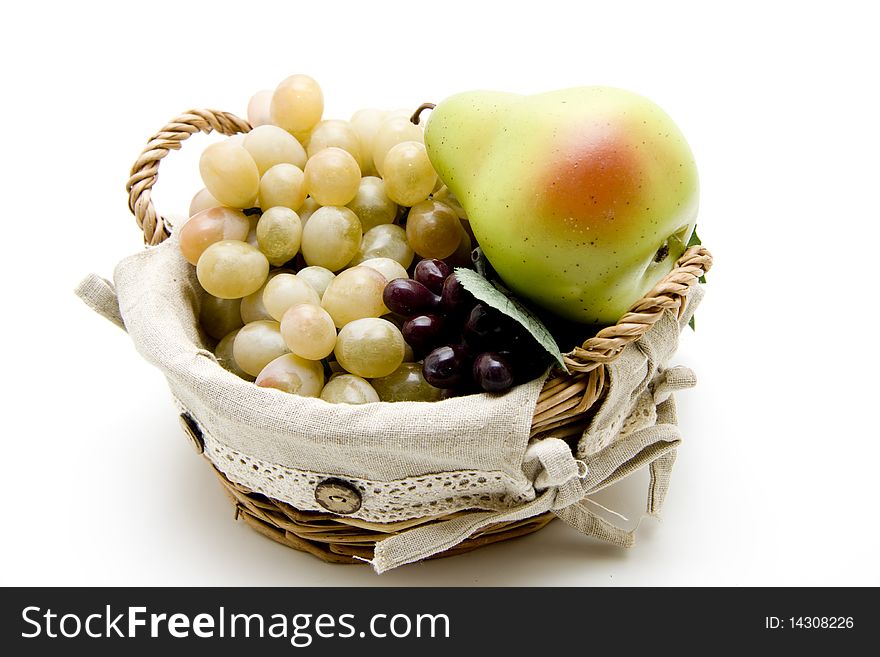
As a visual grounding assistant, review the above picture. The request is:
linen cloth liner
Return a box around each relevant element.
[76,234,702,572]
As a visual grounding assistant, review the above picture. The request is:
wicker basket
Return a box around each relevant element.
[120,109,712,566]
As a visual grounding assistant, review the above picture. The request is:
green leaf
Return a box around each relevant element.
[454,268,568,372]
[687,226,707,284]
[686,225,704,330]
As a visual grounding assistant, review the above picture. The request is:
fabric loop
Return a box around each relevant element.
[528,437,589,492]
[653,365,697,404]
[524,437,590,510]
[75,274,126,331]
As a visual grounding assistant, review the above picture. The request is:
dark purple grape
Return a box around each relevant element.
[462,304,518,350]
[473,352,515,392]
[402,314,447,355]
[500,346,548,383]
[413,258,452,295]
[422,344,471,389]
[440,273,475,316]
[383,278,440,317]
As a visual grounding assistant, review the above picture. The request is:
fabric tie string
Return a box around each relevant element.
[370,406,688,574]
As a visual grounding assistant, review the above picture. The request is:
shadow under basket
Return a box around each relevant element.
[100,108,713,568]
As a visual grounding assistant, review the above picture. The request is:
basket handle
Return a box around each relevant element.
[126,109,252,245]
[564,245,713,372]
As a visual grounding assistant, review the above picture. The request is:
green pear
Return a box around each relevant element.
[423,86,699,324]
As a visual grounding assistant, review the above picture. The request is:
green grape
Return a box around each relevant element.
[384,108,417,122]
[256,353,324,397]
[382,141,437,207]
[447,221,474,268]
[298,197,321,227]
[320,374,380,404]
[246,89,273,128]
[199,140,260,209]
[240,284,273,323]
[270,74,324,135]
[432,185,469,220]
[306,120,363,169]
[358,257,409,283]
[300,206,362,271]
[196,240,269,299]
[293,127,314,148]
[346,176,397,231]
[262,273,321,321]
[369,362,447,402]
[402,342,416,363]
[214,329,254,381]
[178,207,251,265]
[372,115,423,177]
[280,303,337,360]
[259,163,306,211]
[295,265,335,298]
[320,266,388,328]
[189,188,221,217]
[199,294,243,340]
[233,320,289,377]
[243,124,307,175]
[350,224,413,268]
[239,269,291,323]
[256,207,302,266]
[405,199,462,259]
[304,147,361,206]
[349,108,387,176]
[334,318,405,378]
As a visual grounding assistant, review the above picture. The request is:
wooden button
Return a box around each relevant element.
[314,478,362,514]
[178,412,205,455]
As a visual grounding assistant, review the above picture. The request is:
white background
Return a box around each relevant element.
[2,0,878,586]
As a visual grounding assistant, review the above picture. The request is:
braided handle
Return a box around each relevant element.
[563,245,713,373]
[126,109,252,245]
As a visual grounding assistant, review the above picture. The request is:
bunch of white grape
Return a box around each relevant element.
[183,73,475,404]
